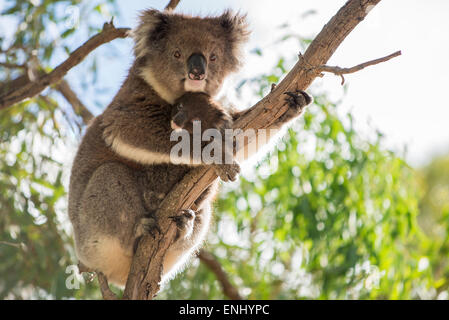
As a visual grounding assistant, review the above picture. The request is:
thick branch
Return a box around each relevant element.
[125,0,390,299]
[0,21,130,111]
[198,250,243,300]
[123,224,178,300]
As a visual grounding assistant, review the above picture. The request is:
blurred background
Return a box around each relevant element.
[0,0,448,299]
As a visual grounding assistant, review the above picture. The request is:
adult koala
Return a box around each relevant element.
[68,9,311,286]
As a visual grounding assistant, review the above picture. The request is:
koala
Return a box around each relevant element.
[68,9,311,287]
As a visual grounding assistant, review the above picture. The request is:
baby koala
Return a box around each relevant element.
[171,92,236,168]
[171,92,233,134]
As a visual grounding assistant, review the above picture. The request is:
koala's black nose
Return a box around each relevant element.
[187,53,207,80]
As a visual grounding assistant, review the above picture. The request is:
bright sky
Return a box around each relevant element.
[102,0,449,167]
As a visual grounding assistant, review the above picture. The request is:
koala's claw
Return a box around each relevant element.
[139,216,161,239]
[214,161,241,182]
[169,209,196,240]
[284,90,312,111]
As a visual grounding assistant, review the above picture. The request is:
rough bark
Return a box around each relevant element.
[123,224,178,300]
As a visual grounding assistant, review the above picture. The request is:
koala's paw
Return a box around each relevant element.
[213,113,233,132]
[284,90,312,112]
[169,209,196,241]
[213,161,241,182]
[137,216,161,239]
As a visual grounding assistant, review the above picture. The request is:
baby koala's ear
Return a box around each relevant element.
[132,9,170,58]
[218,10,251,46]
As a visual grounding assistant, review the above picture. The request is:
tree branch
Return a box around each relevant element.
[165,0,181,11]
[124,0,393,299]
[317,50,402,85]
[0,20,130,111]
[55,79,94,124]
[123,223,179,300]
[0,56,94,127]
[0,62,26,69]
[98,272,118,300]
[198,250,243,300]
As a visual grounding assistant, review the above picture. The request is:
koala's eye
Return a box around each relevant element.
[210,54,217,62]
[174,50,181,59]
[177,103,183,111]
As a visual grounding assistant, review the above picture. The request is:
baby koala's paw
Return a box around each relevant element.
[171,103,233,133]
[213,161,241,182]
[169,209,196,241]
[284,90,312,113]
[209,112,233,132]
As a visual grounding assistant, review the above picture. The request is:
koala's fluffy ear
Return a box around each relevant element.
[218,10,250,46]
[132,9,170,58]
[216,10,250,71]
